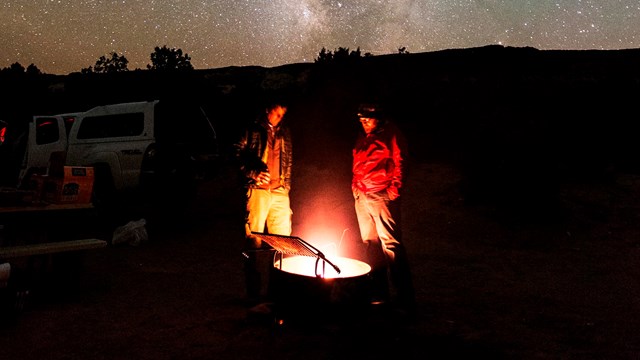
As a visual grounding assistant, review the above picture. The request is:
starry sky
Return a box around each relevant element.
[2,0,639,75]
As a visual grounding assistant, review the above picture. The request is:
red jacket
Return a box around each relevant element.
[352,122,406,197]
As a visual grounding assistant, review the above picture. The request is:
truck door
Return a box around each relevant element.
[18,115,68,182]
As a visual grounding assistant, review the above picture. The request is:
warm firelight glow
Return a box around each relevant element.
[301,229,343,255]
[275,255,370,279]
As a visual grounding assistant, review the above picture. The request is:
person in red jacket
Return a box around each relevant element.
[352,103,415,313]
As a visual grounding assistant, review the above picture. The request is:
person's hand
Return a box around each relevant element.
[254,171,270,186]
[387,186,399,201]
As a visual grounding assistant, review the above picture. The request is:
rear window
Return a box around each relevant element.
[77,112,144,139]
[35,117,60,145]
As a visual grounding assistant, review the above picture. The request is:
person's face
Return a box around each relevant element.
[267,105,287,127]
[359,117,378,134]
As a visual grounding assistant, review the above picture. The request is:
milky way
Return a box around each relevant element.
[1,0,639,75]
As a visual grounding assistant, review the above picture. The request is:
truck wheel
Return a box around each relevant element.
[92,165,115,207]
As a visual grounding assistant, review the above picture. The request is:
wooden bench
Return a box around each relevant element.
[0,239,107,260]
[0,202,94,214]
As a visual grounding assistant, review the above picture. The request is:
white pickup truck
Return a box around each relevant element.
[17,99,218,203]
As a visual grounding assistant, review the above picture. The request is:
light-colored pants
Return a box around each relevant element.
[355,189,415,305]
[245,187,292,248]
[244,186,292,301]
[354,189,402,265]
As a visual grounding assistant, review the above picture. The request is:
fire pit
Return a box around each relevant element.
[251,232,372,316]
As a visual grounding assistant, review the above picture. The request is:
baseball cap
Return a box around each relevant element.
[357,103,383,119]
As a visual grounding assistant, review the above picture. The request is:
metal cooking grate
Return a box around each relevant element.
[251,232,340,274]
[251,232,319,257]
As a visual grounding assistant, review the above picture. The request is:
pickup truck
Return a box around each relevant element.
[16,99,218,204]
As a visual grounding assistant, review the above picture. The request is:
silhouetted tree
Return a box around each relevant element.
[333,47,352,62]
[315,47,364,64]
[315,47,333,63]
[26,64,42,75]
[5,62,25,74]
[83,52,129,73]
[398,47,410,54]
[10,62,25,73]
[349,47,362,59]
[147,45,193,71]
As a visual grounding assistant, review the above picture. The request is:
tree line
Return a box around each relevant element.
[2,45,411,76]
[314,46,410,63]
[0,45,194,76]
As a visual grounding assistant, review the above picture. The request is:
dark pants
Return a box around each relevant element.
[243,247,275,303]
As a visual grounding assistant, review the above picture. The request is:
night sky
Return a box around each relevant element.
[2,0,639,75]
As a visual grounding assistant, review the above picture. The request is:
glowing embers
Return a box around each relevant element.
[274,255,370,279]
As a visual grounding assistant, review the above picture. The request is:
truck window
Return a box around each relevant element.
[35,117,60,145]
[77,112,144,139]
[62,115,77,135]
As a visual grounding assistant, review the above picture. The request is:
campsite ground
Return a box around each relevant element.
[1,159,639,360]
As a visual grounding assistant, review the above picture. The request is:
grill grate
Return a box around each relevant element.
[251,232,318,257]
[251,232,341,274]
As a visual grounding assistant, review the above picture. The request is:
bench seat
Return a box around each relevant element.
[0,239,107,259]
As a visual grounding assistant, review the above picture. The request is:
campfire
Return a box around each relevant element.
[251,232,370,279]
[252,232,372,312]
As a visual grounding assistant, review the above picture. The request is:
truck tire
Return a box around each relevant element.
[92,165,115,207]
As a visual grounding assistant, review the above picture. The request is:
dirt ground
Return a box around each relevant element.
[1,161,640,359]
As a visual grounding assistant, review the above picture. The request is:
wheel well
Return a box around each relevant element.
[91,163,115,204]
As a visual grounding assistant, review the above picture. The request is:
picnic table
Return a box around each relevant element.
[0,202,94,214]
[0,202,107,311]
[0,202,100,248]
[1,201,108,264]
